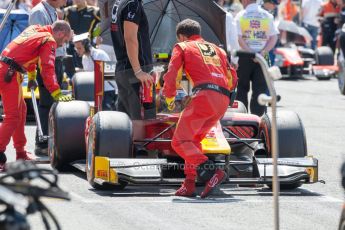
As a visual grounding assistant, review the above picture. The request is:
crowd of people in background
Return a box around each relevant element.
[1,0,345,120]
[2,0,345,61]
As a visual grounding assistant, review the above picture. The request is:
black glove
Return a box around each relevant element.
[27,79,38,92]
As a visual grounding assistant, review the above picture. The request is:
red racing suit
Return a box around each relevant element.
[0,25,61,153]
[163,35,237,179]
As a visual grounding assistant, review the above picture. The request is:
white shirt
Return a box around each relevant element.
[302,0,322,27]
[82,47,117,93]
[235,3,279,52]
[226,12,240,65]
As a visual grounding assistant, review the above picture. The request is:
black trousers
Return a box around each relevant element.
[115,63,155,120]
[236,57,268,116]
[35,58,64,146]
[321,20,337,53]
[339,31,345,57]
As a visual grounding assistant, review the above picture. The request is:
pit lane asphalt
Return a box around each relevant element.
[4,75,345,230]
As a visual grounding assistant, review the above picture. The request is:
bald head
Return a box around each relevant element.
[52,20,73,47]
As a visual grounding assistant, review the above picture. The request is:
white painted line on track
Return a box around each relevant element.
[67,193,343,204]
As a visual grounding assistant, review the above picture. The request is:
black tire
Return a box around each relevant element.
[315,46,334,65]
[340,208,345,230]
[49,101,90,171]
[72,72,94,101]
[338,60,345,95]
[226,100,247,113]
[86,111,132,190]
[316,75,331,81]
[260,110,307,190]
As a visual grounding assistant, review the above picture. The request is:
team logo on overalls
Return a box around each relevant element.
[196,43,220,66]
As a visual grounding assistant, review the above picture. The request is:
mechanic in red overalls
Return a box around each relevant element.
[0,20,73,171]
[162,19,237,198]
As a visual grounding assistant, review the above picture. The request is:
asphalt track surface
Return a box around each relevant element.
[2,75,345,230]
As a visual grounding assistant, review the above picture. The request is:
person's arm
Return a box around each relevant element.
[261,35,278,55]
[123,21,140,72]
[226,13,240,66]
[238,36,253,52]
[123,21,153,87]
[38,38,61,95]
[162,45,184,98]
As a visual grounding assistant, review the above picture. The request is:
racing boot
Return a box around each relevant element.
[0,152,7,172]
[200,169,227,199]
[175,178,196,197]
[16,151,36,161]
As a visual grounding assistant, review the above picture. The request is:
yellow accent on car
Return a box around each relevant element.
[306,167,318,183]
[27,71,37,81]
[94,156,118,184]
[201,121,231,155]
[153,53,169,59]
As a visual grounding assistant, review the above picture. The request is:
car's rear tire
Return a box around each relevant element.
[72,72,94,101]
[260,110,307,190]
[86,111,132,190]
[315,46,334,65]
[338,60,345,95]
[316,75,331,81]
[49,101,90,171]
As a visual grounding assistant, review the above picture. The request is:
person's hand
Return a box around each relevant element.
[231,63,238,70]
[135,70,154,88]
[27,79,38,92]
[165,97,175,111]
[52,92,73,102]
[260,49,268,57]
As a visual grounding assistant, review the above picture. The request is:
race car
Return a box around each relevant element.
[46,52,320,193]
[275,20,338,80]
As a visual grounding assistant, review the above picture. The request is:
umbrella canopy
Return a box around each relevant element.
[277,20,312,43]
[143,0,227,54]
[0,9,29,53]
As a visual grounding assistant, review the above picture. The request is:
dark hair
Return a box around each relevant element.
[82,39,91,53]
[176,19,201,38]
[52,20,71,35]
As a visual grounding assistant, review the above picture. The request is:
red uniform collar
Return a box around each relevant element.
[46,25,53,34]
[187,35,203,42]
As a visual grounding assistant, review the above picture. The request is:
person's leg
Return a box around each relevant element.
[128,82,142,120]
[11,90,35,160]
[0,72,23,153]
[236,57,252,111]
[339,32,345,57]
[250,63,267,116]
[12,89,27,153]
[309,25,319,50]
[35,61,62,155]
[172,91,229,196]
[330,27,337,53]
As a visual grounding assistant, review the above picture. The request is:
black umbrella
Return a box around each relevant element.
[143,0,227,54]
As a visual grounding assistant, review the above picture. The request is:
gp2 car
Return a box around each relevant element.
[47,52,320,193]
[275,20,338,80]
